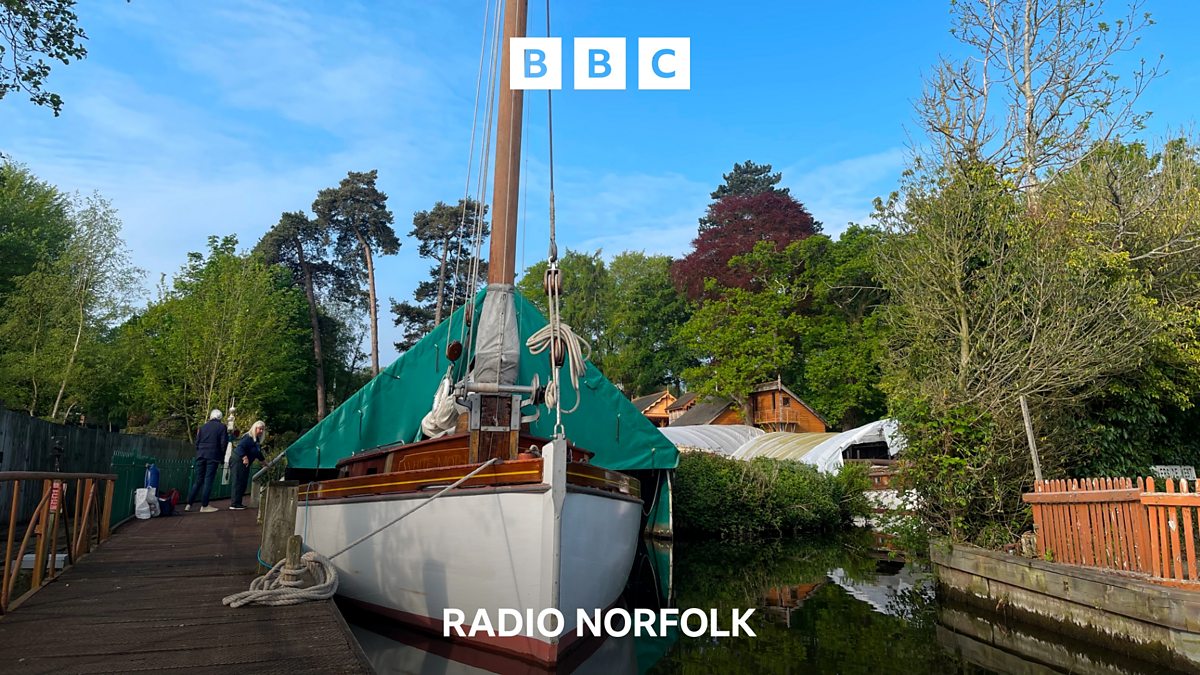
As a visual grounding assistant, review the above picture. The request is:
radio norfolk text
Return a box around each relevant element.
[444,607,756,639]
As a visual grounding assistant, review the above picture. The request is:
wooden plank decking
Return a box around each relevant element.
[0,503,371,674]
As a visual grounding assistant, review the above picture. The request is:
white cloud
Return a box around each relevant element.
[782,147,907,236]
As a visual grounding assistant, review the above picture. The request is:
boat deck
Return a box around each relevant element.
[0,503,370,673]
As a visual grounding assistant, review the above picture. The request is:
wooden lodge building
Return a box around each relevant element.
[651,380,828,433]
[631,391,676,427]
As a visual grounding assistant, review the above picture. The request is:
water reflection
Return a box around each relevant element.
[346,530,1168,674]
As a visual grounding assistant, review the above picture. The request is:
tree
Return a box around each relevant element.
[516,250,612,371]
[0,0,88,115]
[48,194,140,420]
[256,211,344,420]
[390,198,489,351]
[602,252,694,395]
[699,160,789,232]
[0,192,139,420]
[1037,138,1200,475]
[789,227,889,429]
[0,162,73,304]
[876,162,1159,543]
[133,236,307,439]
[675,242,808,414]
[673,190,820,300]
[918,0,1159,189]
[313,170,398,376]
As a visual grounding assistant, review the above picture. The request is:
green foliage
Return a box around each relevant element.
[601,252,694,395]
[673,452,866,539]
[0,162,73,303]
[517,249,613,371]
[131,235,308,438]
[876,158,1187,545]
[675,251,806,411]
[314,169,398,375]
[391,198,488,351]
[649,534,955,674]
[886,397,1016,545]
[0,0,88,115]
[677,230,889,428]
[516,250,694,396]
[0,191,139,420]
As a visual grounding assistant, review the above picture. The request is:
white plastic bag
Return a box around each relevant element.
[134,488,160,519]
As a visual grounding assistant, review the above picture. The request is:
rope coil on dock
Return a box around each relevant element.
[222,551,338,608]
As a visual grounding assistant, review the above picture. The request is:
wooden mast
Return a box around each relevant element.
[487,0,528,286]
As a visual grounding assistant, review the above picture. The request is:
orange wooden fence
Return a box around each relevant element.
[1022,477,1200,588]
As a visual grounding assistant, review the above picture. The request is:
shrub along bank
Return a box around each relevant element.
[673,451,870,539]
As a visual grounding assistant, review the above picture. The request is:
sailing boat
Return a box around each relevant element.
[291,0,652,665]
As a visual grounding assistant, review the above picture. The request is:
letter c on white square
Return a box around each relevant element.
[638,38,690,90]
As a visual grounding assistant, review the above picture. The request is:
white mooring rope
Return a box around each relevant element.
[222,551,339,608]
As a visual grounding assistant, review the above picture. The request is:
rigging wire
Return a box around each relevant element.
[520,95,530,275]
[447,0,494,330]
[545,0,557,264]
[461,0,505,357]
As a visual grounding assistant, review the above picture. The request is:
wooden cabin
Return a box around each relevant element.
[668,380,827,433]
[748,380,826,432]
[632,390,676,427]
[666,392,697,423]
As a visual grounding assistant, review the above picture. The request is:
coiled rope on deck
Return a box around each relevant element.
[222,551,338,607]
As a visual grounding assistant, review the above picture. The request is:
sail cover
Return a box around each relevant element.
[285,288,679,471]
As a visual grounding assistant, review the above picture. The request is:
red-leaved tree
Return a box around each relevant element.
[672,191,820,300]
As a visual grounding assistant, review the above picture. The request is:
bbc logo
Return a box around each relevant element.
[510,38,690,90]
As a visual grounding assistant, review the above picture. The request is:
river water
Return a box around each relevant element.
[345,529,1166,674]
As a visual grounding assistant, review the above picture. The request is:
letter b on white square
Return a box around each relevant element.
[510,37,561,90]
[574,38,626,90]
[638,38,690,90]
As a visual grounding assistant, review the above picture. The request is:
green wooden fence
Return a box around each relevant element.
[107,453,239,526]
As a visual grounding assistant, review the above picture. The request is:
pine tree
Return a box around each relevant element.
[391,198,489,352]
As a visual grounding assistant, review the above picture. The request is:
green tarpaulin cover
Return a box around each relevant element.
[286,289,678,472]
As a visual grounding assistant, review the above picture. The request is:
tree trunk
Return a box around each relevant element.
[28,320,42,415]
[296,239,328,420]
[51,304,85,421]
[433,235,450,326]
[361,239,380,376]
[1021,0,1036,191]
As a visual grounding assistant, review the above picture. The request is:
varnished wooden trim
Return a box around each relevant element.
[301,459,544,500]
[302,458,640,501]
[299,483,550,507]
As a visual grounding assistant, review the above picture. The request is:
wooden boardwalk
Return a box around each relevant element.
[0,503,371,674]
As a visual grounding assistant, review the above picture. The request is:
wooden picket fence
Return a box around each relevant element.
[1022,477,1200,588]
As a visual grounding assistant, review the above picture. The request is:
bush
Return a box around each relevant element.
[674,451,867,539]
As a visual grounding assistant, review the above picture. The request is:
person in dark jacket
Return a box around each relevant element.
[229,420,266,510]
[186,409,229,512]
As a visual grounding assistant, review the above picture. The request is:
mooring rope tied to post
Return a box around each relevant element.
[222,551,338,608]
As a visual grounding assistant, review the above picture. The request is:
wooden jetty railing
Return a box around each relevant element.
[1022,477,1200,588]
[1,471,117,614]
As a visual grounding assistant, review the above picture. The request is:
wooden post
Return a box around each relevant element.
[1020,395,1043,481]
[259,481,299,572]
[286,534,302,569]
[70,478,82,563]
[1,481,19,612]
[99,479,115,541]
[32,480,51,588]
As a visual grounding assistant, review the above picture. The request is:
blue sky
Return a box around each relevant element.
[2,1,1199,362]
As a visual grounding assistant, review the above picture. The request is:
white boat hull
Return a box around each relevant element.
[298,482,641,663]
